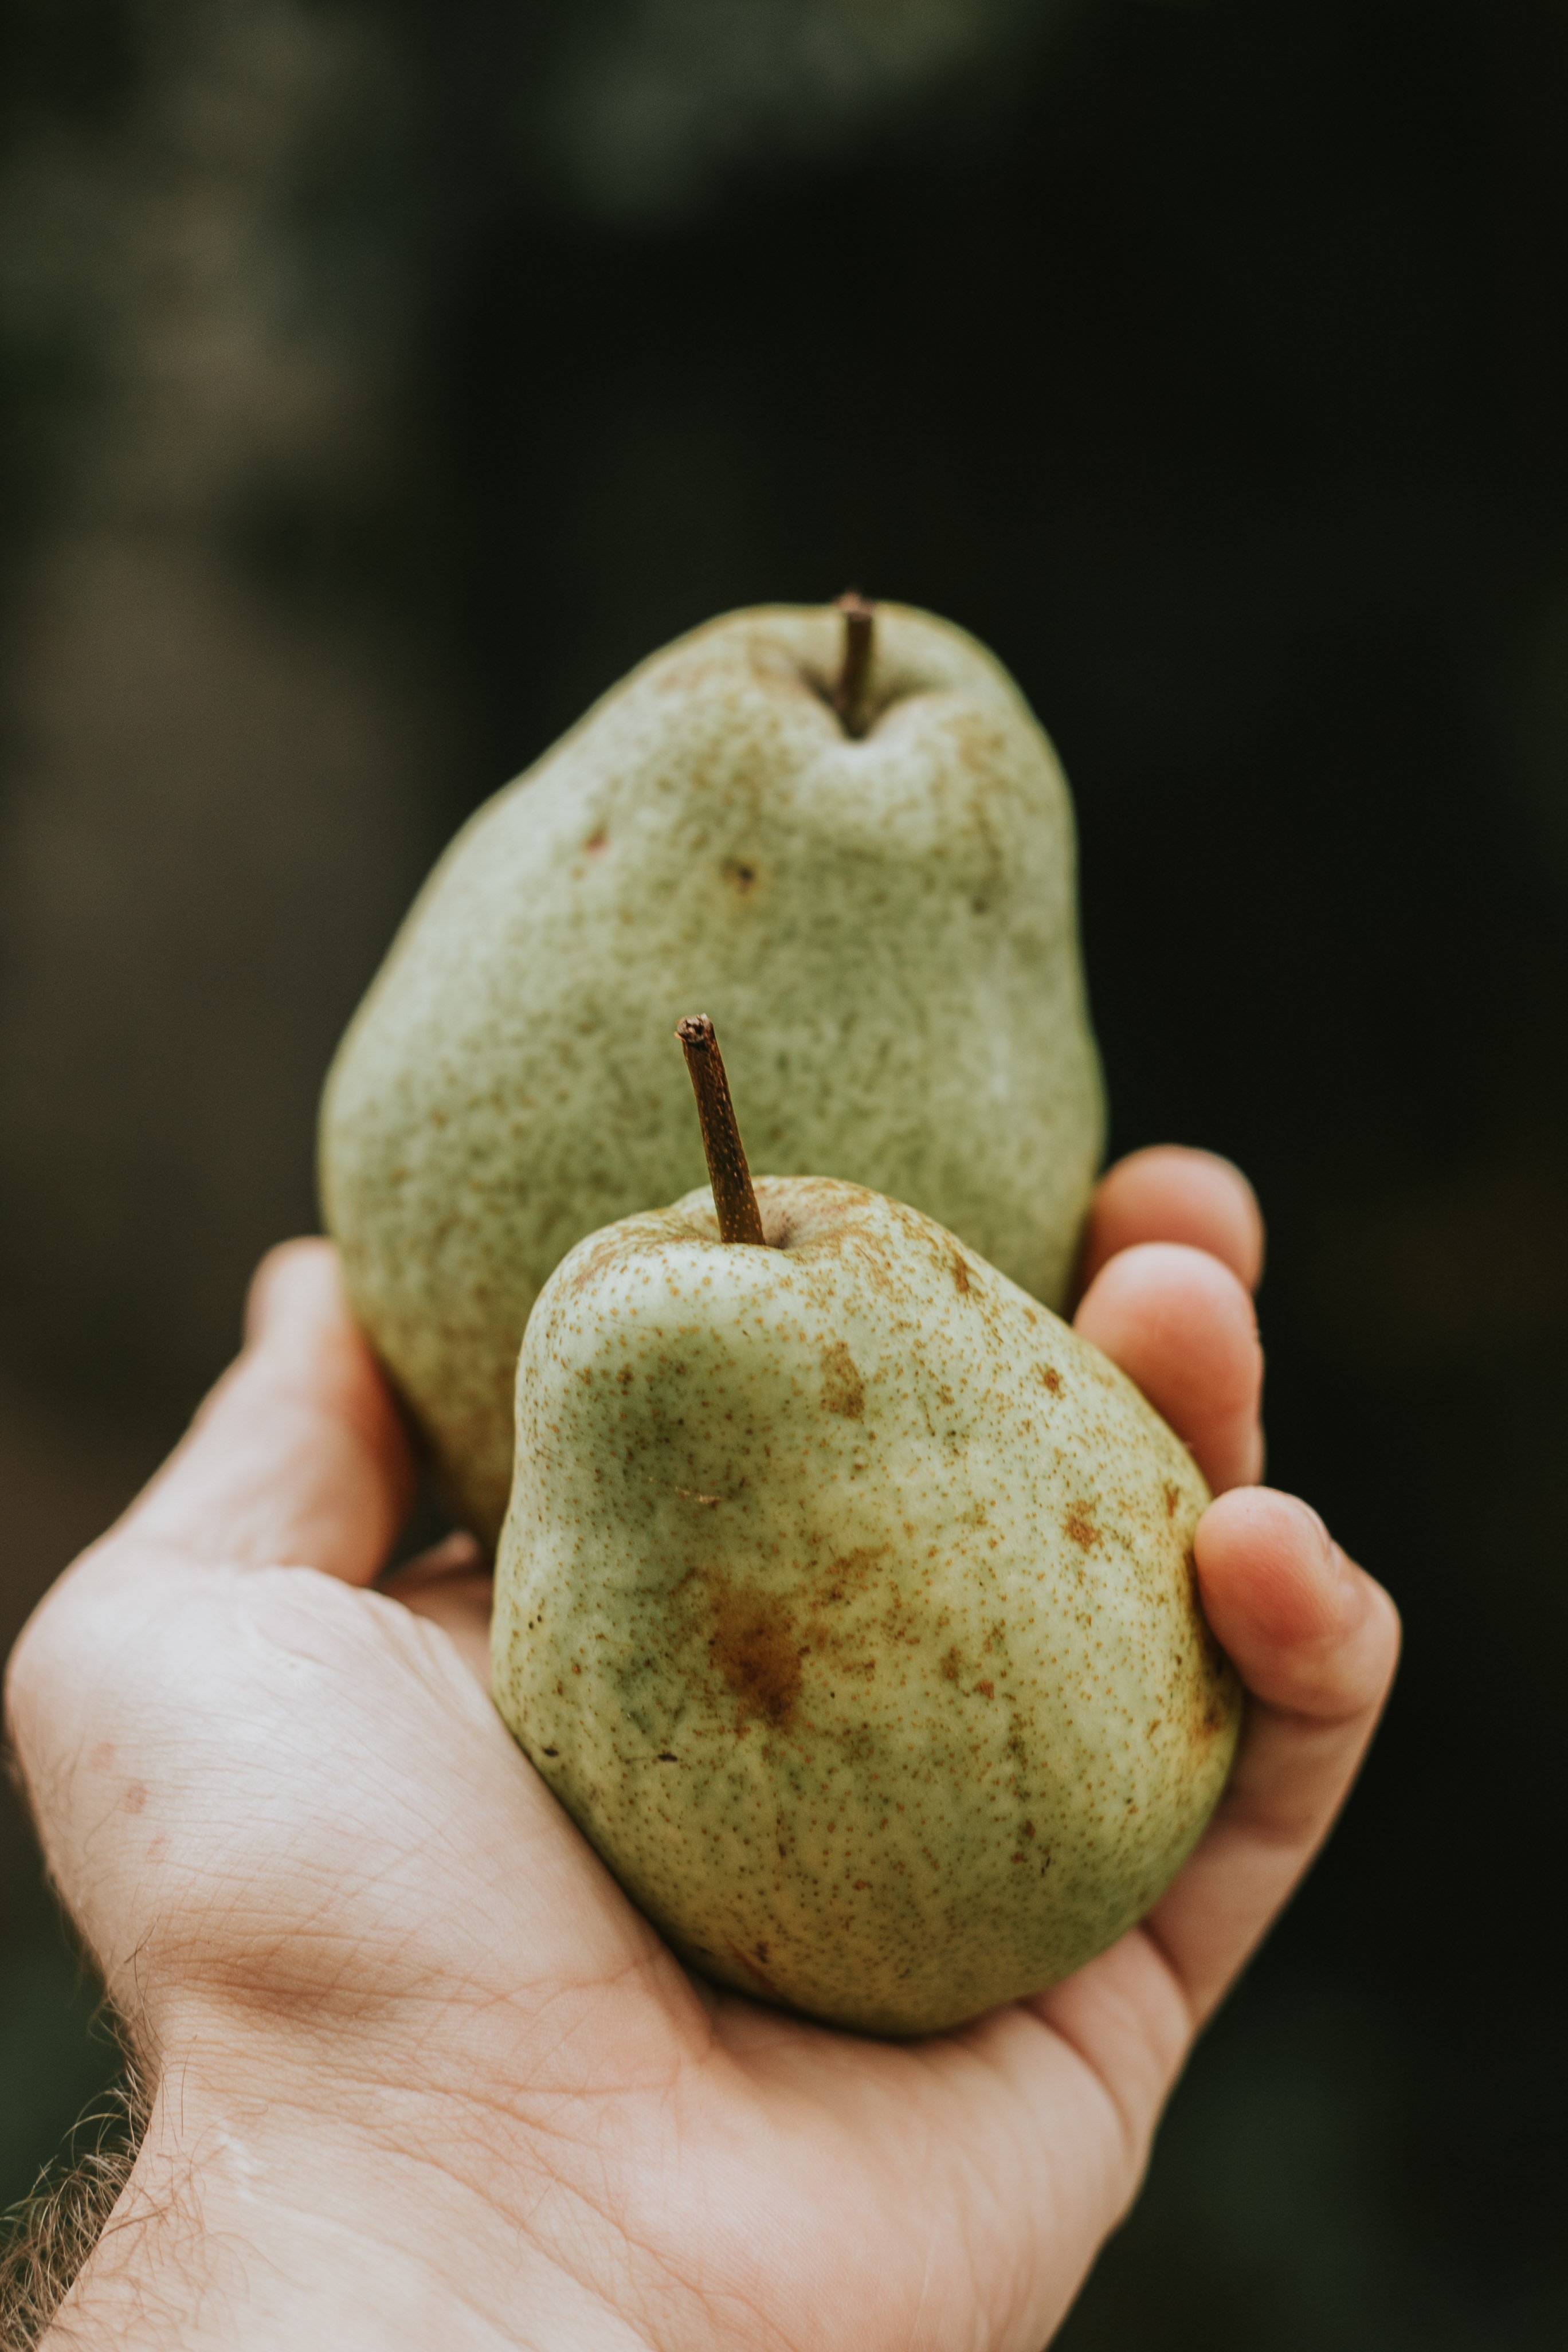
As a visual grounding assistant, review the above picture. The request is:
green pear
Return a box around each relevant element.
[490,1024,1237,2037]
[320,599,1104,1542]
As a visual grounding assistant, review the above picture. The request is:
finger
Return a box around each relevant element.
[1073,1241,1264,1492]
[385,1533,494,1687]
[112,1240,415,1585]
[1077,1146,1264,1297]
[1141,1487,1400,2020]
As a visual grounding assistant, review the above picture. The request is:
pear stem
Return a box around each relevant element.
[832,591,875,735]
[676,1016,767,1246]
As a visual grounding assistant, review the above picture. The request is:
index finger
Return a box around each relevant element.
[1077,1145,1265,1297]
[109,1241,415,1585]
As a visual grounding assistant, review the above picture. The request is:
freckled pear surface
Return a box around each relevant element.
[491,1178,1240,2039]
[319,602,1104,1542]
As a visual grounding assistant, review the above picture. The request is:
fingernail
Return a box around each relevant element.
[1287,1494,1335,1562]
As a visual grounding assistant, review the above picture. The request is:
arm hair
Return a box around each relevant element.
[0,2046,150,2350]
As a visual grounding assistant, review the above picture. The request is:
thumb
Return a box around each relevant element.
[115,1240,416,1585]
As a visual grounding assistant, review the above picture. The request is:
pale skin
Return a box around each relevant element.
[4,1147,1400,2350]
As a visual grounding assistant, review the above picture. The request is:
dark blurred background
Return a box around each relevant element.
[3,0,1566,2339]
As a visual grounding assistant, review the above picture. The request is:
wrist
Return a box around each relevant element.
[50,2025,650,2351]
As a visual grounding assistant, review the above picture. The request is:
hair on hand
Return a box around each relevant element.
[0,2038,150,2349]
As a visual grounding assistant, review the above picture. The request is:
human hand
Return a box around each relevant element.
[5,1148,1398,2350]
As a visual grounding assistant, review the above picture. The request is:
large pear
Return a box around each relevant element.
[491,1177,1239,2038]
[321,603,1104,1541]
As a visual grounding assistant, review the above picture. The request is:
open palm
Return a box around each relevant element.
[7,1148,1398,2350]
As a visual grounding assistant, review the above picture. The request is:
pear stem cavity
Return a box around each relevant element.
[676,1016,768,1247]
[833,592,875,736]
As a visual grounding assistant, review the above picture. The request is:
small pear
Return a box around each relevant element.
[320,600,1104,1542]
[491,1022,1236,2038]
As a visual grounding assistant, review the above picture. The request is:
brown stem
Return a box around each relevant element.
[832,591,875,734]
[676,1016,767,1246]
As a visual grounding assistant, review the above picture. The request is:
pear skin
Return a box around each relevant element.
[491,1178,1240,2039]
[320,603,1104,1541]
